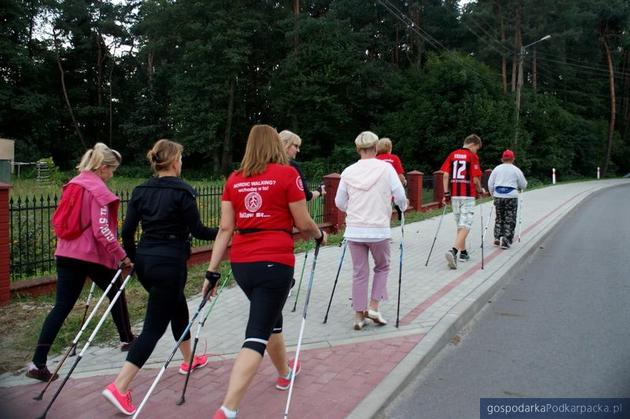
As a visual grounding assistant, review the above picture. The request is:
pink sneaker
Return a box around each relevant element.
[275,359,301,390]
[178,354,208,375]
[102,382,136,416]
[212,407,238,418]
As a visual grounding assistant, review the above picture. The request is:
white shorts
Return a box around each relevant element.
[451,197,475,230]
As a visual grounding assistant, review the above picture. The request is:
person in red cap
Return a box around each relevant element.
[487,149,527,249]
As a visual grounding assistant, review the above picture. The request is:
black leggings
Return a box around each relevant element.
[232,261,293,356]
[126,254,190,368]
[32,257,133,368]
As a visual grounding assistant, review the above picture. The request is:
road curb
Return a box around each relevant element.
[348,182,623,419]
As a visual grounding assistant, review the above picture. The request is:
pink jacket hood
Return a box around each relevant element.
[69,170,119,207]
[54,170,125,269]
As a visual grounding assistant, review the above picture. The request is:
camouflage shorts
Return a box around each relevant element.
[451,197,476,230]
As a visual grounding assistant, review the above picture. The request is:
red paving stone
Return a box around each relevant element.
[0,333,423,419]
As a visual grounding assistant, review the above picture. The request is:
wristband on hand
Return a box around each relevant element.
[315,228,324,245]
[205,271,221,289]
[444,191,451,198]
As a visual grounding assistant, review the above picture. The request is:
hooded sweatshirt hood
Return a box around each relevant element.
[341,158,390,191]
[69,170,118,207]
[340,158,395,231]
[55,170,125,269]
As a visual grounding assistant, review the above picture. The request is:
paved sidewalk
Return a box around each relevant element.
[1,179,627,419]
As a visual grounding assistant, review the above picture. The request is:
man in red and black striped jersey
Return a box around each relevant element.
[440,134,485,269]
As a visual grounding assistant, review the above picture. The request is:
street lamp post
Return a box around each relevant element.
[513,34,551,150]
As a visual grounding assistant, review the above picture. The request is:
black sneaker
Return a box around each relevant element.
[500,237,510,249]
[458,251,470,262]
[445,249,458,269]
[494,239,500,247]
[26,363,58,382]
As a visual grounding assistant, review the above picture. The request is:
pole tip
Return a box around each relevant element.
[33,394,43,401]
[176,397,185,406]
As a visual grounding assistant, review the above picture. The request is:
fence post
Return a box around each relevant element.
[406,171,423,211]
[552,168,556,185]
[482,168,492,194]
[433,171,445,206]
[0,183,10,305]
[323,173,344,231]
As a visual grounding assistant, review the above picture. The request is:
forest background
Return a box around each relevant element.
[2,0,629,181]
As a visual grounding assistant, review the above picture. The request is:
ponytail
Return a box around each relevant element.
[77,143,122,172]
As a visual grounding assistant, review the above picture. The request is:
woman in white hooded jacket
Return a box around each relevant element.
[335,131,407,330]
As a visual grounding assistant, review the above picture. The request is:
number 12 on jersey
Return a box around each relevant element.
[452,160,467,180]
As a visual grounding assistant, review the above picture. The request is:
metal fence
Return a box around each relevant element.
[9,181,324,282]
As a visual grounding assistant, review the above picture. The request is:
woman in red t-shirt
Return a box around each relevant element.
[376,137,407,186]
[204,124,327,419]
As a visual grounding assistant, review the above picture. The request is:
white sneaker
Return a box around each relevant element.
[367,309,388,325]
[445,250,458,269]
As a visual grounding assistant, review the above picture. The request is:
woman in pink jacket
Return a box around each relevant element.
[26,143,134,382]
[335,132,407,330]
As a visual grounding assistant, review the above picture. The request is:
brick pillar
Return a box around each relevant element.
[482,169,492,194]
[0,184,10,306]
[433,171,445,206]
[406,171,423,211]
[323,173,345,231]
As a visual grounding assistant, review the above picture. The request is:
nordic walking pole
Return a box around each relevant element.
[176,271,231,406]
[133,287,212,419]
[517,192,524,242]
[323,240,347,324]
[284,239,322,419]
[69,281,97,357]
[481,204,494,247]
[481,201,485,270]
[425,204,448,267]
[396,212,405,328]
[37,268,134,419]
[34,268,123,401]
[291,243,310,312]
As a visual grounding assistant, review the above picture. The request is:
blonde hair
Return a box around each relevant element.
[278,130,302,150]
[377,137,393,154]
[77,143,122,172]
[239,125,288,177]
[355,131,378,150]
[146,139,183,174]
[463,134,482,146]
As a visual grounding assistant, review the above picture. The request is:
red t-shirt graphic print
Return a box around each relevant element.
[222,163,305,266]
[440,148,482,198]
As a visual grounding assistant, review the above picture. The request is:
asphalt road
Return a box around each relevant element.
[382,184,630,419]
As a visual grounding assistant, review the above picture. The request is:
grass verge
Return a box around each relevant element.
[0,261,232,374]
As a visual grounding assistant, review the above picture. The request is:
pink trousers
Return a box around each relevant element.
[348,239,391,312]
